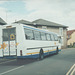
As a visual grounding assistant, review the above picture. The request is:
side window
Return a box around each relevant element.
[24,29,34,40]
[34,31,41,40]
[46,33,51,41]
[49,34,51,41]
[41,32,46,40]
[3,28,16,41]
[3,29,8,41]
[54,35,58,41]
[51,34,54,41]
[9,28,16,41]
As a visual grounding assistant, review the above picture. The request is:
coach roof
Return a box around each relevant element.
[23,25,56,35]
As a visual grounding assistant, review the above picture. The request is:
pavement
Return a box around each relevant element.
[0,48,75,75]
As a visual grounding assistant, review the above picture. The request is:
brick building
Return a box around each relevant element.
[67,30,75,47]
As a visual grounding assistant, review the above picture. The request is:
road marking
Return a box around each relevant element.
[66,64,75,75]
[0,65,24,75]
[0,59,16,65]
[70,68,75,75]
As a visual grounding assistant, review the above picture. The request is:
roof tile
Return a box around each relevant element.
[67,30,75,35]
[32,19,68,28]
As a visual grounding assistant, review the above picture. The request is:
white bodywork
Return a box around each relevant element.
[0,24,61,58]
[0,25,3,57]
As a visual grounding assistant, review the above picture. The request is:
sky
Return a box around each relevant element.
[0,0,75,30]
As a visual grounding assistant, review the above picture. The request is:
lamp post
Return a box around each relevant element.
[6,11,7,22]
[6,10,11,23]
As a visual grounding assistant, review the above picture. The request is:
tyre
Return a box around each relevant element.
[39,49,44,60]
[56,47,59,54]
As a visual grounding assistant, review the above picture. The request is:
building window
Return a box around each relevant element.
[59,28,63,36]
[42,26,47,29]
[67,35,71,39]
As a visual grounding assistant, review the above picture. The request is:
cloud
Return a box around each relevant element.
[0,6,26,24]
[0,7,7,21]
[0,1,30,24]
[25,0,62,11]
[0,0,75,30]
[0,1,6,4]
[24,0,65,23]
[24,0,75,30]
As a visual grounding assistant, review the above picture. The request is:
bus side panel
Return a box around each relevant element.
[16,24,26,56]
[15,24,61,58]
[0,26,3,57]
[24,40,58,58]
[58,44,61,51]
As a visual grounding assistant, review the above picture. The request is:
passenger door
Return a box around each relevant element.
[3,28,16,56]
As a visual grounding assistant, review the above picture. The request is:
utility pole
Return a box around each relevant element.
[6,10,11,23]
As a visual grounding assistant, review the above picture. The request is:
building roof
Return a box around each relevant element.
[32,19,68,28]
[67,30,75,35]
[14,19,68,28]
[14,19,33,25]
[0,17,7,25]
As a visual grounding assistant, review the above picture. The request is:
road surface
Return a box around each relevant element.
[0,48,75,75]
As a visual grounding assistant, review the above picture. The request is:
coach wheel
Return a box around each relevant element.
[56,47,59,54]
[39,49,44,60]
